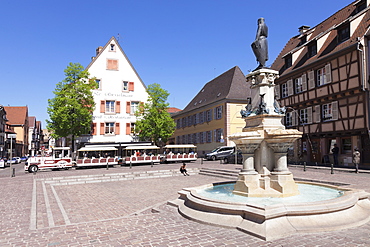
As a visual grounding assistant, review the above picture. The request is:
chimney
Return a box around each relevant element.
[298,25,310,35]
[96,46,103,56]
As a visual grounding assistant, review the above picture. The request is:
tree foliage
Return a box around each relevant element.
[47,63,97,139]
[135,83,176,146]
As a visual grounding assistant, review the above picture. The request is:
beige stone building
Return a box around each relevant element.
[171,66,251,155]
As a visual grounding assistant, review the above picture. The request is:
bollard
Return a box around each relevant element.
[201,158,203,165]
[303,162,306,172]
[130,161,132,169]
[151,161,153,168]
[12,168,15,177]
[106,162,109,170]
[331,163,334,174]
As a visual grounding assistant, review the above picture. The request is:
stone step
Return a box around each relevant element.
[40,168,200,185]
[199,167,239,179]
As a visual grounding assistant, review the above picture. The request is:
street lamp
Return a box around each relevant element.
[8,133,16,177]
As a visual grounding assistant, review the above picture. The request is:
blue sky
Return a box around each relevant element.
[1,0,350,127]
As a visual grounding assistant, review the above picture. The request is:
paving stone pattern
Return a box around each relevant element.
[0,161,369,246]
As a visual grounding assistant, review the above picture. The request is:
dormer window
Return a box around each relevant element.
[337,24,350,44]
[298,35,307,46]
[354,0,366,14]
[307,41,317,58]
[285,54,292,69]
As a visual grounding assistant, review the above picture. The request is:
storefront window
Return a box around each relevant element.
[342,138,352,153]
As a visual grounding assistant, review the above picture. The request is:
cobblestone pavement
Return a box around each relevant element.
[0,161,369,246]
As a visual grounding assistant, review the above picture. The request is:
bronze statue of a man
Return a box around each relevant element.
[251,18,268,70]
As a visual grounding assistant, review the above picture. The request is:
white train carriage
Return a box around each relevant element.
[76,146,119,167]
[162,144,197,163]
[123,145,161,165]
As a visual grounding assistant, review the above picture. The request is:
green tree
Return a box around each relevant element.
[135,83,176,146]
[47,62,97,154]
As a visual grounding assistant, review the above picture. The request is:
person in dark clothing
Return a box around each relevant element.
[180,162,189,176]
[332,144,339,166]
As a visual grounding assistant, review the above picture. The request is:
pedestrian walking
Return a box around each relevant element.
[353,147,360,173]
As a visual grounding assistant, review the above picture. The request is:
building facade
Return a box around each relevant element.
[171,66,251,155]
[271,0,370,167]
[3,106,29,157]
[0,105,7,158]
[28,116,43,156]
[78,37,148,145]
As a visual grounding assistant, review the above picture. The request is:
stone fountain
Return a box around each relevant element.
[169,18,370,241]
[229,68,302,198]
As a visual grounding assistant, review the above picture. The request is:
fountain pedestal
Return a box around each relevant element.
[229,68,302,197]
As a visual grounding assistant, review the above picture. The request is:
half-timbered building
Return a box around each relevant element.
[271,0,370,167]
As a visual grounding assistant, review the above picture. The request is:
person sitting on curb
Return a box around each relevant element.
[180,162,189,176]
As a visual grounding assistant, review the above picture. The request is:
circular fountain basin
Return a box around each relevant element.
[170,181,370,241]
[197,182,343,206]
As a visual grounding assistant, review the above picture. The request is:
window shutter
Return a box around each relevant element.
[292,111,297,126]
[325,64,332,83]
[92,123,97,135]
[100,123,105,135]
[115,123,120,135]
[314,105,321,123]
[308,71,315,89]
[220,105,223,118]
[126,123,131,135]
[287,79,294,96]
[116,101,121,113]
[332,101,338,120]
[214,108,217,119]
[307,107,312,124]
[129,82,134,91]
[107,59,118,70]
[126,101,131,113]
[275,84,280,99]
[100,101,105,113]
[302,74,307,91]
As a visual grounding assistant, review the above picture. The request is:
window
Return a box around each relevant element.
[95,79,101,90]
[282,82,290,97]
[206,131,212,143]
[105,101,115,113]
[206,110,212,122]
[215,129,223,142]
[122,81,128,91]
[107,59,118,70]
[317,64,332,86]
[214,106,223,120]
[199,112,204,124]
[105,122,115,135]
[295,77,303,94]
[176,119,181,129]
[307,41,317,58]
[338,24,350,44]
[130,123,135,134]
[130,101,139,114]
[322,101,338,121]
[299,108,310,125]
[110,44,116,51]
[342,138,352,153]
[200,132,205,144]
[286,112,292,127]
[285,54,292,69]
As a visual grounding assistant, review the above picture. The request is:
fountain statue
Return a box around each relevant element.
[230,17,302,197]
[169,18,370,241]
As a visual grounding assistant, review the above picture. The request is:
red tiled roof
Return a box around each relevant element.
[4,106,28,125]
[271,0,370,77]
[167,107,182,114]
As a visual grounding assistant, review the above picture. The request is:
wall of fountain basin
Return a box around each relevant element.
[168,181,370,241]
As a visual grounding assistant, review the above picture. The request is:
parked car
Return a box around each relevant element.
[20,156,28,162]
[205,146,235,161]
[14,157,21,163]
[6,158,19,164]
[223,150,243,164]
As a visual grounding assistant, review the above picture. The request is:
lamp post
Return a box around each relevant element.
[8,134,16,177]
